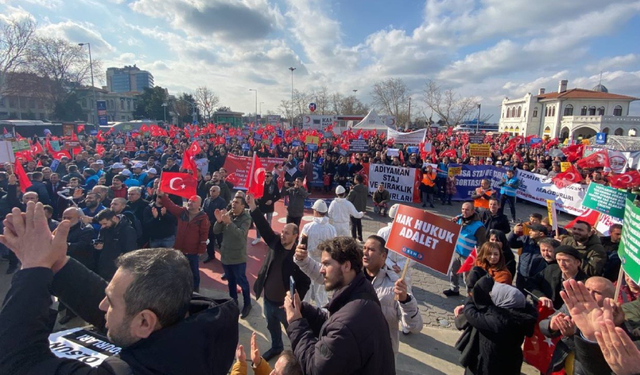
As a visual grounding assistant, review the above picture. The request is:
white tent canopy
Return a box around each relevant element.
[351,110,389,130]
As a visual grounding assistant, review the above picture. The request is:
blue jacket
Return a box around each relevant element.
[500,175,519,197]
[455,215,486,257]
[508,233,541,278]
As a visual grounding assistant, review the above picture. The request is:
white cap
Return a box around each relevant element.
[96,159,104,165]
[486,158,493,162]
[388,204,399,219]
[146,168,157,174]
[496,160,503,165]
[112,163,125,169]
[312,199,328,213]
[121,169,132,177]
[133,162,144,169]
[335,185,346,195]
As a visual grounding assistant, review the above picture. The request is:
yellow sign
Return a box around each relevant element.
[305,135,319,145]
[469,144,491,158]
[546,199,558,232]
[448,167,461,176]
[581,139,590,145]
[561,162,571,172]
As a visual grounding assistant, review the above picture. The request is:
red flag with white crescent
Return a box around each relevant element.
[552,164,583,188]
[159,172,197,199]
[244,154,265,198]
[608,169,640,189]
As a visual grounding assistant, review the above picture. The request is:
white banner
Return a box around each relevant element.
[387,128,426,145]
[368,164,417,202]
[516,169,587,216]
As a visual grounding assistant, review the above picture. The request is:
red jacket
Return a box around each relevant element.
[111,185,128,199]
[161,195,209,255]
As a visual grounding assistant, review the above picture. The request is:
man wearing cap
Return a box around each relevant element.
[142,168,158,188]
[300,199,336,307]
[528,245,587,309]
[83,168,99,191]
[509,222,550,292]
[560,220,607,277]
[328,185,364,237]
[132,162,147,185]
[121,169,142,187]
[105,162,124,186]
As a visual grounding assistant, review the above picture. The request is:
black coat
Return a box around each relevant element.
[0,257,239,375]
[126,198,149,224]
[257,180,281,214]
[480,210,510,235]
[250,208,310,302]
[142,203,177,240]
[529,264,587,310]
[66,222,96,270]
[95,216,138,280]
[286,272,395,375]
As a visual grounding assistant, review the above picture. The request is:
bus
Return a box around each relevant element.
[453,122,499,133]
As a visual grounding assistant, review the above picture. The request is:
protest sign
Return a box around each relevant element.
[468,144,491,157]
[386,205,461,274]
[560,162,571,172]
[620,198,640,284]
[125,141,136,152]
[368,164,419,203]
[49,327,120,367]
[516,169,587,216]
[11,140,30,152]
[448,166,462,176]
[305,135,319,145]
[387,128,426,145]
[349,139,369,152]
[546,200,558,233]
[451,165,503,201]
[222,154,285,189]
[582,183,632,219]
[386,148,399,157]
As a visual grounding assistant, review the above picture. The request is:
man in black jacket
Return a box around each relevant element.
[529,245,587,310]
[27,171,51,205]
[202,185,227,263]
[253,171,281,245]
[480,198,510,234]
[142,195,177,248]
[283,237,395,375]
[246,194,310,361]
[0,202,239,375]
[94,209,138,281]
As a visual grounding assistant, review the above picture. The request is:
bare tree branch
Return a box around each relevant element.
[371,78,409,125]
[423,79,478,127]
[0,18,36,93]
[194,86,219,121]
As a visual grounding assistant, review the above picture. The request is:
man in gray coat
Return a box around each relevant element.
[347,174,368,242]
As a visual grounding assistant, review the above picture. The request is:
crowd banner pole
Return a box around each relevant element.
[394,260,412,301]
[614,268,624,302]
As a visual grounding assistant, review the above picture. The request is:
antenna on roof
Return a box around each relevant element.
[599,71,603,86]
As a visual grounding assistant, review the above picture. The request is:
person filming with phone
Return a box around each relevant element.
[245,194,310,362]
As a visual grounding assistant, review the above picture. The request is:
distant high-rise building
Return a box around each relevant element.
[106,65,154,93]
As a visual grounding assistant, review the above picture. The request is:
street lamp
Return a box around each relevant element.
[78,43,97,125]
[353,89,358,97]
[162,103,167,123]
[249,88,258,126]
[289,67,296,128]
[476,103,481,133]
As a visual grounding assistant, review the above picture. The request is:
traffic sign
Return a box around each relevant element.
[596,132,607,145]
[309,103,316,112]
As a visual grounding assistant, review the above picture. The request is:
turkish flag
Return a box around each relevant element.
[608,170,640,189]
[565,208,600,230]
[160,172,197,199]
[545,138,559,150]
[502,143,515,155]
[95,144,105,156]
[576,150,609,169]
[31,141,43,156]
[52,150,71,160]
[244,154,265,198]
[562,144,584,162]
[182,141,201,176]
[523,303,561,373]
[457,248,476,274]
[77,124,85,133]
[14,161,32,193]
[439,149,457,158]
[552,164,583,188]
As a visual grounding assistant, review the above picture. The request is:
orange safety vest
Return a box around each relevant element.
[422,172,436,187]
[473,188,493,209]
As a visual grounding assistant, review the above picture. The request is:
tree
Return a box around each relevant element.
[423,79,478,127]
[371,78,410,125]
[0,17,36,94]
[172,93,198,125]
[134,86,168,120]
[52,92,84,121]
[312,86,330,115]
[194,86,219,122]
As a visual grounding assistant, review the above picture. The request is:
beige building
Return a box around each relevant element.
[77,87,138,123]
[499,80,639,139]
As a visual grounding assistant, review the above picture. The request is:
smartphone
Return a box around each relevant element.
[289,276,296,307]
[300,234,308,247]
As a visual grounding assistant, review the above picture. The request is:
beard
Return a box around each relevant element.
[107,314,137,348]
[324,273,345,292]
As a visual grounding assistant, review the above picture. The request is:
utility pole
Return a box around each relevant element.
[476,103,481,133]
[289,67,296,128]
[78,43,97,124]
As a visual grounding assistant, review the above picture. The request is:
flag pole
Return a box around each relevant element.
[614,267,624,302]
[248,153,256,191]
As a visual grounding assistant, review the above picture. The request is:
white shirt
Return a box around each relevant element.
[328,197,363,224]
[301,216,337,260]
[378,223,413,285]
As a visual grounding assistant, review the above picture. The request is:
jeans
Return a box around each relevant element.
[185,254,201,291]
[264,298,288,351]
[373,203,388,215]
[436,176,446,199]
[499,194,516,221]
[350,217,362,241]
[448,253,468,294]
[149,235,176,248]
[256,212,273,239]
[206,227,223,259]
[222,263,251,305]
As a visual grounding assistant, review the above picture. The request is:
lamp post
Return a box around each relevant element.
[289,67,296,128]
[249,88,257,126]
[78,43,97,125]
[260,101,264,121]
[162,103,167,123]
[476,103,481,133]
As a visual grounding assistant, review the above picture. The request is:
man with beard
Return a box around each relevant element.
[81,192,106,235]
[93,209,138,281]
[600,223,622,282]
[480,198,510,234]
[283,237,395,375]
[207,171,232,204]
[0,202,239,375]
[561,220,606,277]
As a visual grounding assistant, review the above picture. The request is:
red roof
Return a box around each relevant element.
[537,88,638,101]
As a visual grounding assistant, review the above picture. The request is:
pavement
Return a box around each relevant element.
[0,195,575,374]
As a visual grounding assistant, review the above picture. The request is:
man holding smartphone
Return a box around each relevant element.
[246,194,310,361]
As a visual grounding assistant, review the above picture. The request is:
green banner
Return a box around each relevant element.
[620,198,640,284]
[582,183,633,219]
[11,140,30,152]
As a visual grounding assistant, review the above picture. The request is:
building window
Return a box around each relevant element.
[127,99,131,110]
[589,106,596,116]
[581,106,587,115]
[9,98,16,108]
[564,104,573,116]
[517,106,522,117]
[597,106,605,116]
[613,105,623,116]
[121,99,124,110]
[532,108,538,117]
[615,128,624,135]
[551,106,555,116]
[29,100,35,109]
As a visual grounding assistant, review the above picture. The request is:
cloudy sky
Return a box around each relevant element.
[3,0,640,120]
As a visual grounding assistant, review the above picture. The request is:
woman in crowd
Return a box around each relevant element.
[469,242,513,286]
[487,229,516,279]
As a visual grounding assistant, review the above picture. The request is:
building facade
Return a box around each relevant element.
[77,87,137,124]
[106,65,154,93]
[499,80,639,140]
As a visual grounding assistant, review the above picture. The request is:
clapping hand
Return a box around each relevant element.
[214,208,223,222]
[235,344,246,363]
[151,207,158,218]
[595,318,640,375]
[560,280,602,341]
[250,332,261,366]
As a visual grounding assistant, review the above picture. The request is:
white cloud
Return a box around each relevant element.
[585,54,640,72]
[38,20,115,53]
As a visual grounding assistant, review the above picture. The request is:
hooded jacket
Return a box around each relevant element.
[286,272,396,375]
[328,197,363,225]
[300,216,337,260]
[95,215,138,281]
[0,257,239,375]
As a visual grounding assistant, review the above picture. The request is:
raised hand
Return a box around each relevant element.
[235,344,246,363]
[250,332,261,366]
[214,208,223,222]
[151,207,158,218]
[284,291,302,324]
[560,279,601,341]
[160,207,167,216]
[595,319,640,375]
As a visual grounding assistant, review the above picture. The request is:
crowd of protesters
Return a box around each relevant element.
[0,122,639,375]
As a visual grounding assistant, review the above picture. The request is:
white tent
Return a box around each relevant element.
[351,110,389,130]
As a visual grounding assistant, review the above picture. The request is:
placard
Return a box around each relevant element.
[468,144,491,157]
[368,164,418,202]
[387,128,426,145]
[386,204,461,274]
[448,166,462,176]
[49,327,121,367]
[560,162,571,172]
[305,135,319,145]
[349,139,369,152]
[546,199,558,232]
[620,198,640,284]
[582,183,633,219]
[11,140,30,152]
[125,141,136,152]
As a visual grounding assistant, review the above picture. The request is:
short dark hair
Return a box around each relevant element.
[95,208,116,222]
[538,238,560,248]
[67,164,78,172]
[610,224,622,232]
[488,197,500,205]
[116,248,193,327]
[355,174,364,183]
[32,171,43,180]
[575,220,592,231]
[43,205,54,215]
[530,213,543,220]
[113,174,127,183]
[367,235,387,255]
[279,350,303,375]
[317,237,363,274]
